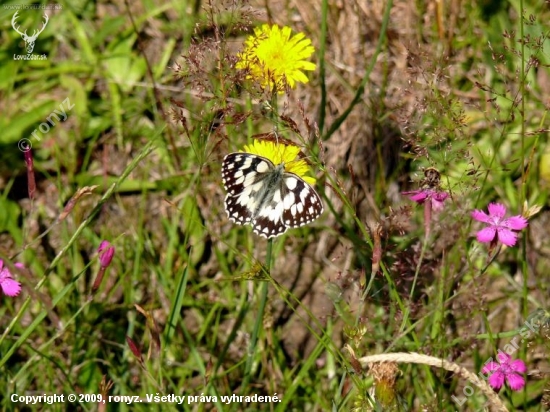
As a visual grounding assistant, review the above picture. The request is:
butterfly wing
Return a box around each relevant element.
[251,186,288,238]
[281,173,324,229]
[222,152,323,239]
[222,153,275,225]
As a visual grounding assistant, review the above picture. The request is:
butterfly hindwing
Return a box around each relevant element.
[224,191,252,225]
[252,189,287,237]
[252,215,287,238]
[281,175,323,228]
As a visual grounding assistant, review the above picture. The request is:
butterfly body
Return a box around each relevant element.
[222,152,323,238]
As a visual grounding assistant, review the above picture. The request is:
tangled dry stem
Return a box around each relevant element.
[358,352,508,412]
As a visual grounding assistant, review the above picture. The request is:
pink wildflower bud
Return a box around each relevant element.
[98,241,115,269]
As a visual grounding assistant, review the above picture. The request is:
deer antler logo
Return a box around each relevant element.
[11,12,49,54]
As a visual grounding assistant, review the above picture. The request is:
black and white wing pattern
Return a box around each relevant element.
[221,152,323,238]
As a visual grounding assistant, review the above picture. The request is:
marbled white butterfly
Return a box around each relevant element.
[222,151,323,238]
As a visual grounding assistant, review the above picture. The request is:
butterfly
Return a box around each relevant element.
[221,152,323,238]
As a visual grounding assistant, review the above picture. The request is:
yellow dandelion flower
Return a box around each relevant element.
[242,139,316,185]
[236,24,316,93]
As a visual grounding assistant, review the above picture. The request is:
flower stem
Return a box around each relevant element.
[241,238,273,393]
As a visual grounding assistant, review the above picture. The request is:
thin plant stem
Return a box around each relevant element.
[240,91,278,395]
[519,2,529,408]
[318,0,328,134]
[240,238,273,394]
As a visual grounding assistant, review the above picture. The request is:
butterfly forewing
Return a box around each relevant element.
[222,153,273,224]
[281,175,323,228]
[222,153,273,196]
[222,152,323,238]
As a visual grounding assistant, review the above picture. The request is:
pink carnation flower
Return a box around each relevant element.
[471,203,528,247]
[0,259,23,297]
[482,352,526,391]
[402,189,449,211]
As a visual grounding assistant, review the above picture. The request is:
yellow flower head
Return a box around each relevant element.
[242,139,316,185]
[236,24,316,93]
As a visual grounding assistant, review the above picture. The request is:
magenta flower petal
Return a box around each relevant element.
[98,240,110,253]
[0,259,23,298]
[497,228,518,246]
[402,189,449,211]
[488,371,506,390]
[98,240,115,269]
[503,216,529,230]
[432,200,445,211]
[487,203,507,219]
[471,209,492,223]
[509,359,527,373]
[506,373,525,391]
[405,191,429,203]
[496,352,511,363]
[476,227,496,243]
[482,361,500,373]
[432,192,449,211]
[1,277,21,296]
